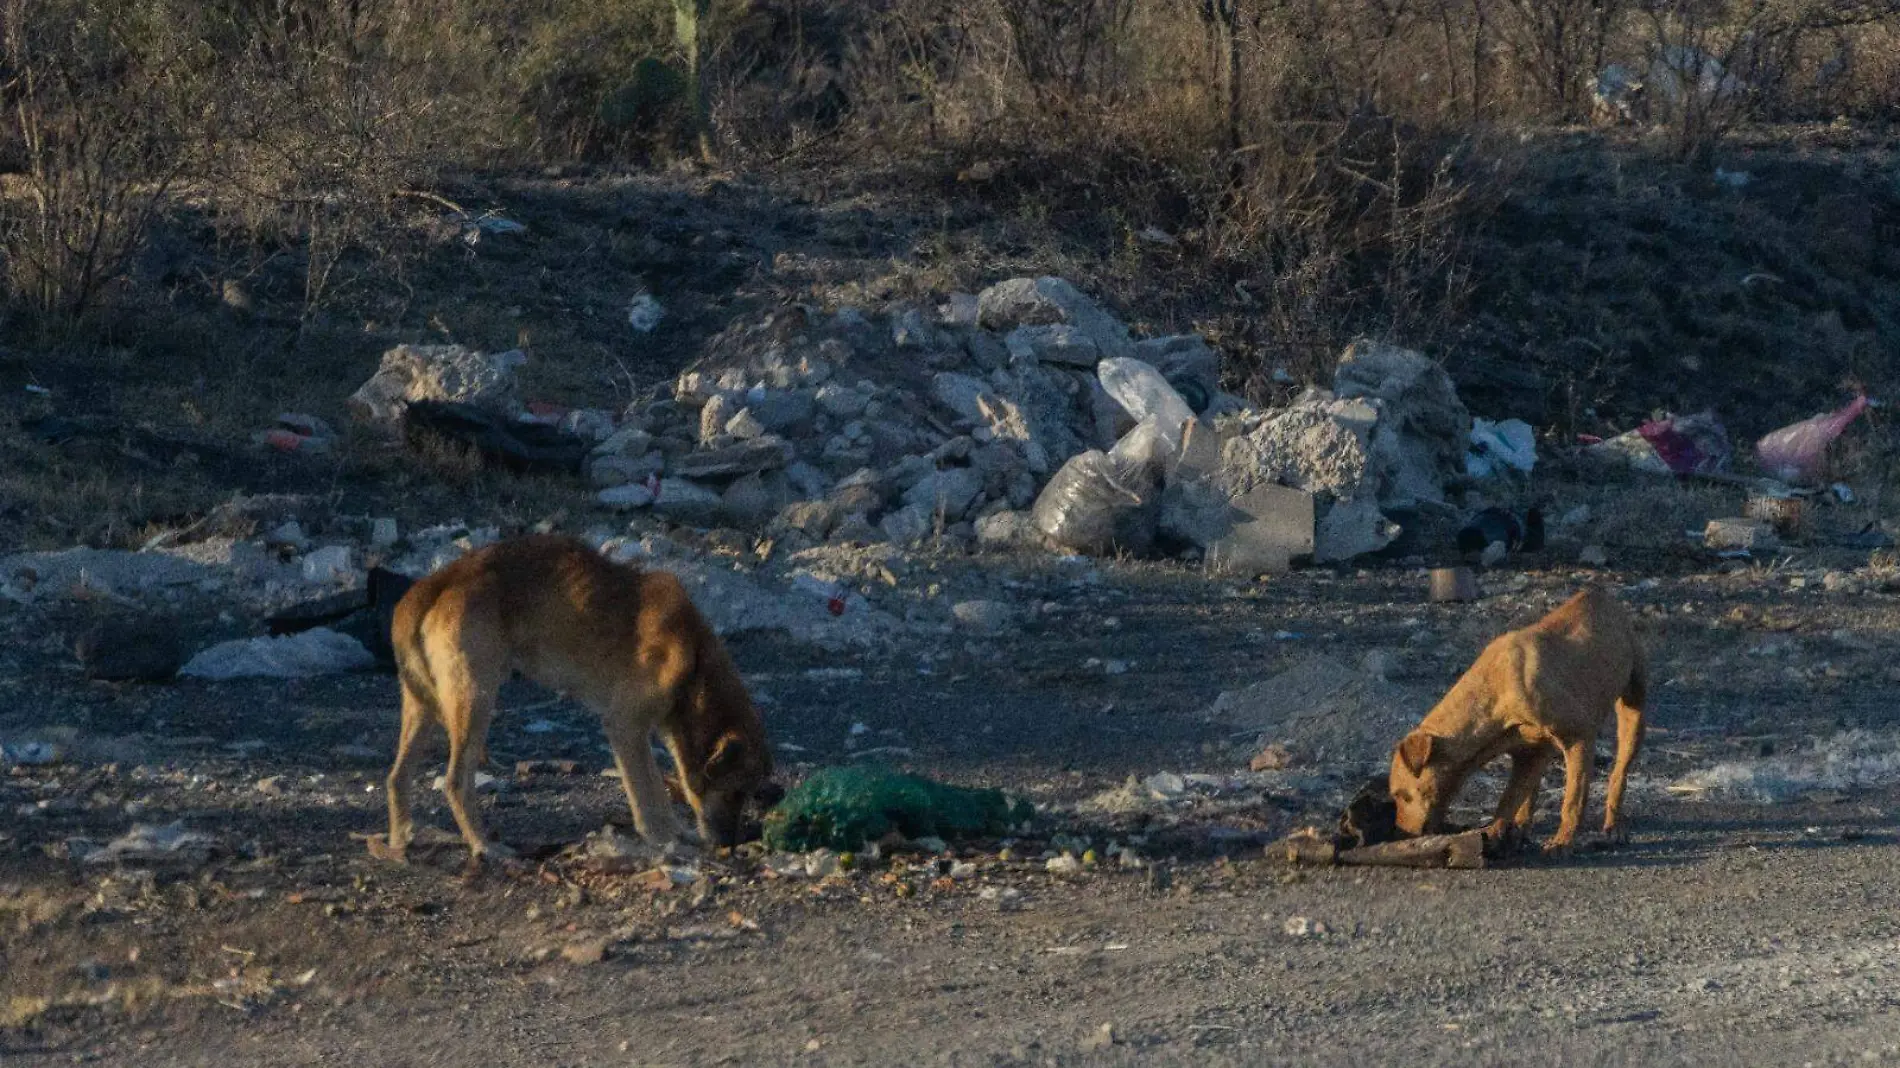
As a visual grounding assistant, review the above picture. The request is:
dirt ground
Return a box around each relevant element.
[6,545,1900,1067]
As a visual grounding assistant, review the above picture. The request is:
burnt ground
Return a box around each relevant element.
[6,549,1900,1066]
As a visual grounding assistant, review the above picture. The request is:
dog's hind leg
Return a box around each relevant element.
[381,676,434,861]
[1603,657,1649,839]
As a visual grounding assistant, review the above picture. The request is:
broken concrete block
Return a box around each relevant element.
[587,450,663,489]
[671,436,795,478]
[1005,324,1101,368]
[976,510,1040,550]
[931,372,997,426]
[879,502,936,546]
[1314,497,1398,563]
[347,344,526,424]
[1332,340,1470,509]
[648,479,724,526]
[901,467,985,523]
[1204,484,1314,576]
[975,277,1135,361]
[1219,403,1372,500]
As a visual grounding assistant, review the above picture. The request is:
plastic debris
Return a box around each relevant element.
[1587,410,1731,476]
[179,628,374,681]
[76,823,218,865]
[1755,394,1870,485]
[761,766,1033,852]
[1465,418,1536,479]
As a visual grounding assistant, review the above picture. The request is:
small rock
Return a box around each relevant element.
[254,776,286,797]
[672,436,794,478]
[1249,743,1292,771]
[596,483,656,510]
[724,408,767,440]
[370,518,400,548]
[1359,648,1399,680]
[300,546,357,585]
[1479,540,1508,567]
[1046,853,1082,876]
[561,939,608,965]
[649,479,725,526]
[1579,544,1609,567]
[1283,916,1330,937]
[951,599,1017,635]
[1080,1024,1116,1053]
[975,510,1040,551]
[264,520,310,552]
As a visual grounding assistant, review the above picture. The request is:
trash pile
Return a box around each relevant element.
[345,278,1494,576]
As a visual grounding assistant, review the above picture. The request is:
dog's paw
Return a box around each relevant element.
[365,834,407,864]
[1540,838,1574,860]
[1600,824,1629,847]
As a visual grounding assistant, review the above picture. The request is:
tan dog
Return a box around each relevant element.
[1389,586,1646,854]
[378,535,777,865]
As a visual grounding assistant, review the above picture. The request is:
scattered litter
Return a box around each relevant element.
[1429,566,1479,603]
[253,413,336,454]
[74,823,217,865]
[1283,916,1332,937]
[1588,410,1731,476]
[1672,731,1900,802]
[628,292,665,333]
[1466,418,1536,479]
[431,771,503,794]
[179,628,374,681]
[1756,395,1871,485]
[0,742,67,767]
[402,400,587,475]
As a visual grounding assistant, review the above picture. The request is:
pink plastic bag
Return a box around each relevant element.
[1755,395,1870,484]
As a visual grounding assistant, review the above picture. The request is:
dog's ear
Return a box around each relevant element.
[702,731,754,784]
[1396,731,1437,775]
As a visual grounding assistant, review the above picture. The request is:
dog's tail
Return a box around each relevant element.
[1621,643,1648,713]
[390,578,444,724]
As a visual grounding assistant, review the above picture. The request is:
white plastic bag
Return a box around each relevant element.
[1099,358,1194,464]
[1031,450,1158,556]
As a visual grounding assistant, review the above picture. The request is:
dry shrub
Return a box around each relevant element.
[0,0,198,319]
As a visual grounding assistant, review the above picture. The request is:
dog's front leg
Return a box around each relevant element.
[1487,748,1550,850]
[602,708,682,845]
[1544,739,1595,856]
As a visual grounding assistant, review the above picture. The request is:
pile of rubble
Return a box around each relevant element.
[348,276,1475,575]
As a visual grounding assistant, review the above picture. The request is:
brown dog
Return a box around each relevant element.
[1388,586,1647,854]
[378,535,778,864]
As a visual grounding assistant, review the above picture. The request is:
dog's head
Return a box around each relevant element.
[1388,730,1452,835]
[682,731,782,848]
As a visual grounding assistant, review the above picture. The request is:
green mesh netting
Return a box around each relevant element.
[761,766,1033,853]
